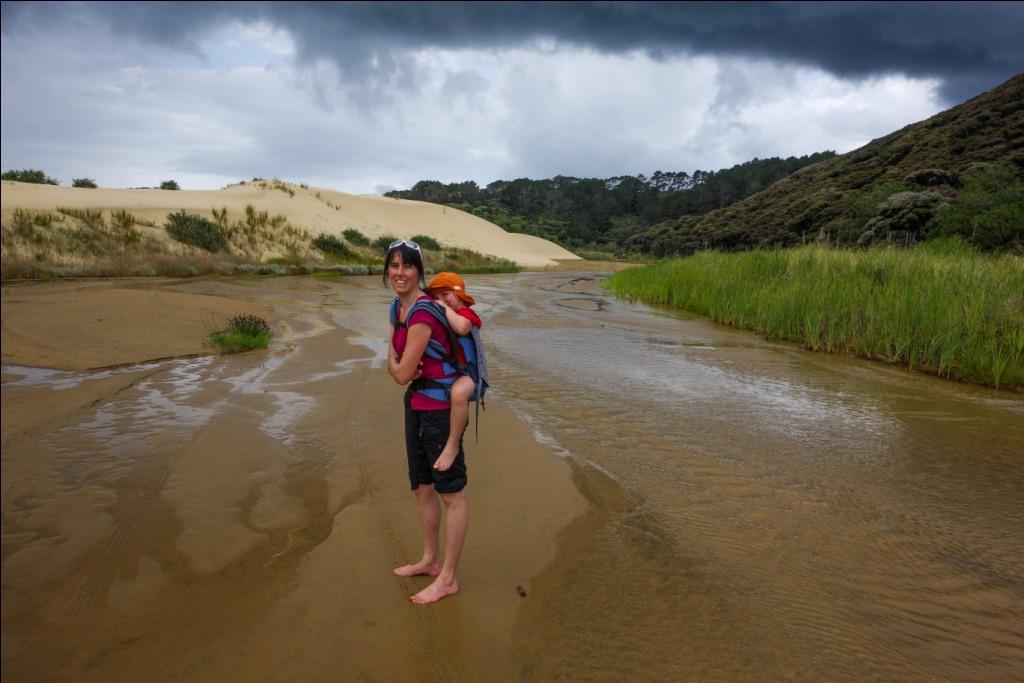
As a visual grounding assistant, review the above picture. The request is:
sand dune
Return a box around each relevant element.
[1,180,580,268]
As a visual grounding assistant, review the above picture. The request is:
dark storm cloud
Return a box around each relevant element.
[4,1,1022,103]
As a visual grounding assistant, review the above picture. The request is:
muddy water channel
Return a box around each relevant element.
[486,272,1024,682]
[3,272,1023,682]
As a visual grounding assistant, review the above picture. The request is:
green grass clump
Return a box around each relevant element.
[58,206,105,229]
[110,209,136,229]
[606,240,1024,388]
[343,228,370,246]
[9,209,41,238]
[269,178,295,197]
[165,210,228,252]
[209,314,272,354]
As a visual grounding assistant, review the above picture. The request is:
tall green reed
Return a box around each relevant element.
[606,240,1024,389]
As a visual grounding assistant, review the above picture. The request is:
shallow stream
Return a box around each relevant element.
[482,271,1024,681]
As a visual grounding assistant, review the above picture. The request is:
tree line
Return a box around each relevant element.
[385,152,837,250]
[2,169,179,190]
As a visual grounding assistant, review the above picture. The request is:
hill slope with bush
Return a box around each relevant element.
[637,73,1023,255]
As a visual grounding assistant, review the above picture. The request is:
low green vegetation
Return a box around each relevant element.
[259,178,295,197]
[343,228,370,246]
[372,234,400,251]
[2,192,518,280]
[72,178,98,188]
[312,233,355,259]
[209,314,272,354]
[160,180,180,190]
[58,206,105,229]
[165,210,228,252]
[606,240,1024,389]
[410,234,441,250]
[312,231,519,276]
[431,247,518,274]
[2,169,59,185]
[110,209,137,229]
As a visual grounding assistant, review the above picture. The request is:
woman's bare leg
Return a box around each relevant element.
[393,484,442,576]
[411,490,467,604]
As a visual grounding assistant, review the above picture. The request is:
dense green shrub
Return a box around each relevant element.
[160,179,180,190]
[2,169,59,185]
[72,178,98,188]
[903,168,961,189]
[411,234,442,250]
[343,228,370,246]
[165,210,227,252]
[861,191,947,245]
[372,234,399,251]
[312,233,354,259]
[926,164,1024,252]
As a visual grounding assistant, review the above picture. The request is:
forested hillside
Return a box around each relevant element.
[386,153,835,251]
[646,73,1024,255]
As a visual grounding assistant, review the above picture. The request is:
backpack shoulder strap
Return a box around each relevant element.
[389,297,402,329]
[406,298,448,326]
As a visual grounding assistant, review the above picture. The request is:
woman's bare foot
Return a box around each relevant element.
[393,560,442,577]
[433,442,458,471]
[410,576,459,604]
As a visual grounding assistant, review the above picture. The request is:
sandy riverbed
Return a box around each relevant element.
[1,275,589,681]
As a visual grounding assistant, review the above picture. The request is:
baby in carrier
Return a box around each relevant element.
[425,272,483,472]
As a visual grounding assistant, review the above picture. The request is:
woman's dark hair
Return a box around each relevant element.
[382,243,426,289]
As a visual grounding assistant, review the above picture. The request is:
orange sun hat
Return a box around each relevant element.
[426,272,475,306]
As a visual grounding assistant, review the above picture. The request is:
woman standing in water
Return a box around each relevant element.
[384,240,468,604]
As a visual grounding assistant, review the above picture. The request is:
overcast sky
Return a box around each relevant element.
[2,2,1021,194]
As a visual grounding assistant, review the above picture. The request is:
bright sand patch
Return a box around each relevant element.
[1,181,581,268]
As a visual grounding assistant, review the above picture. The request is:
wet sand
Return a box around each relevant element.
[1,276,587,681]
[7,271,1022,681]
[1,279,274,371]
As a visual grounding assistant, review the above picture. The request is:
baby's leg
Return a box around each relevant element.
[435,376,474,471]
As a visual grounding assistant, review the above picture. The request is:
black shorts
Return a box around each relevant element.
[404,390,467,494]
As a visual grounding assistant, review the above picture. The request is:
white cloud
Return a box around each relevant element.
[677,61,943,170]
[1,20,946,194]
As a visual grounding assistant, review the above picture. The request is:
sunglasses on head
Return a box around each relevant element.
[389,239,420,252]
